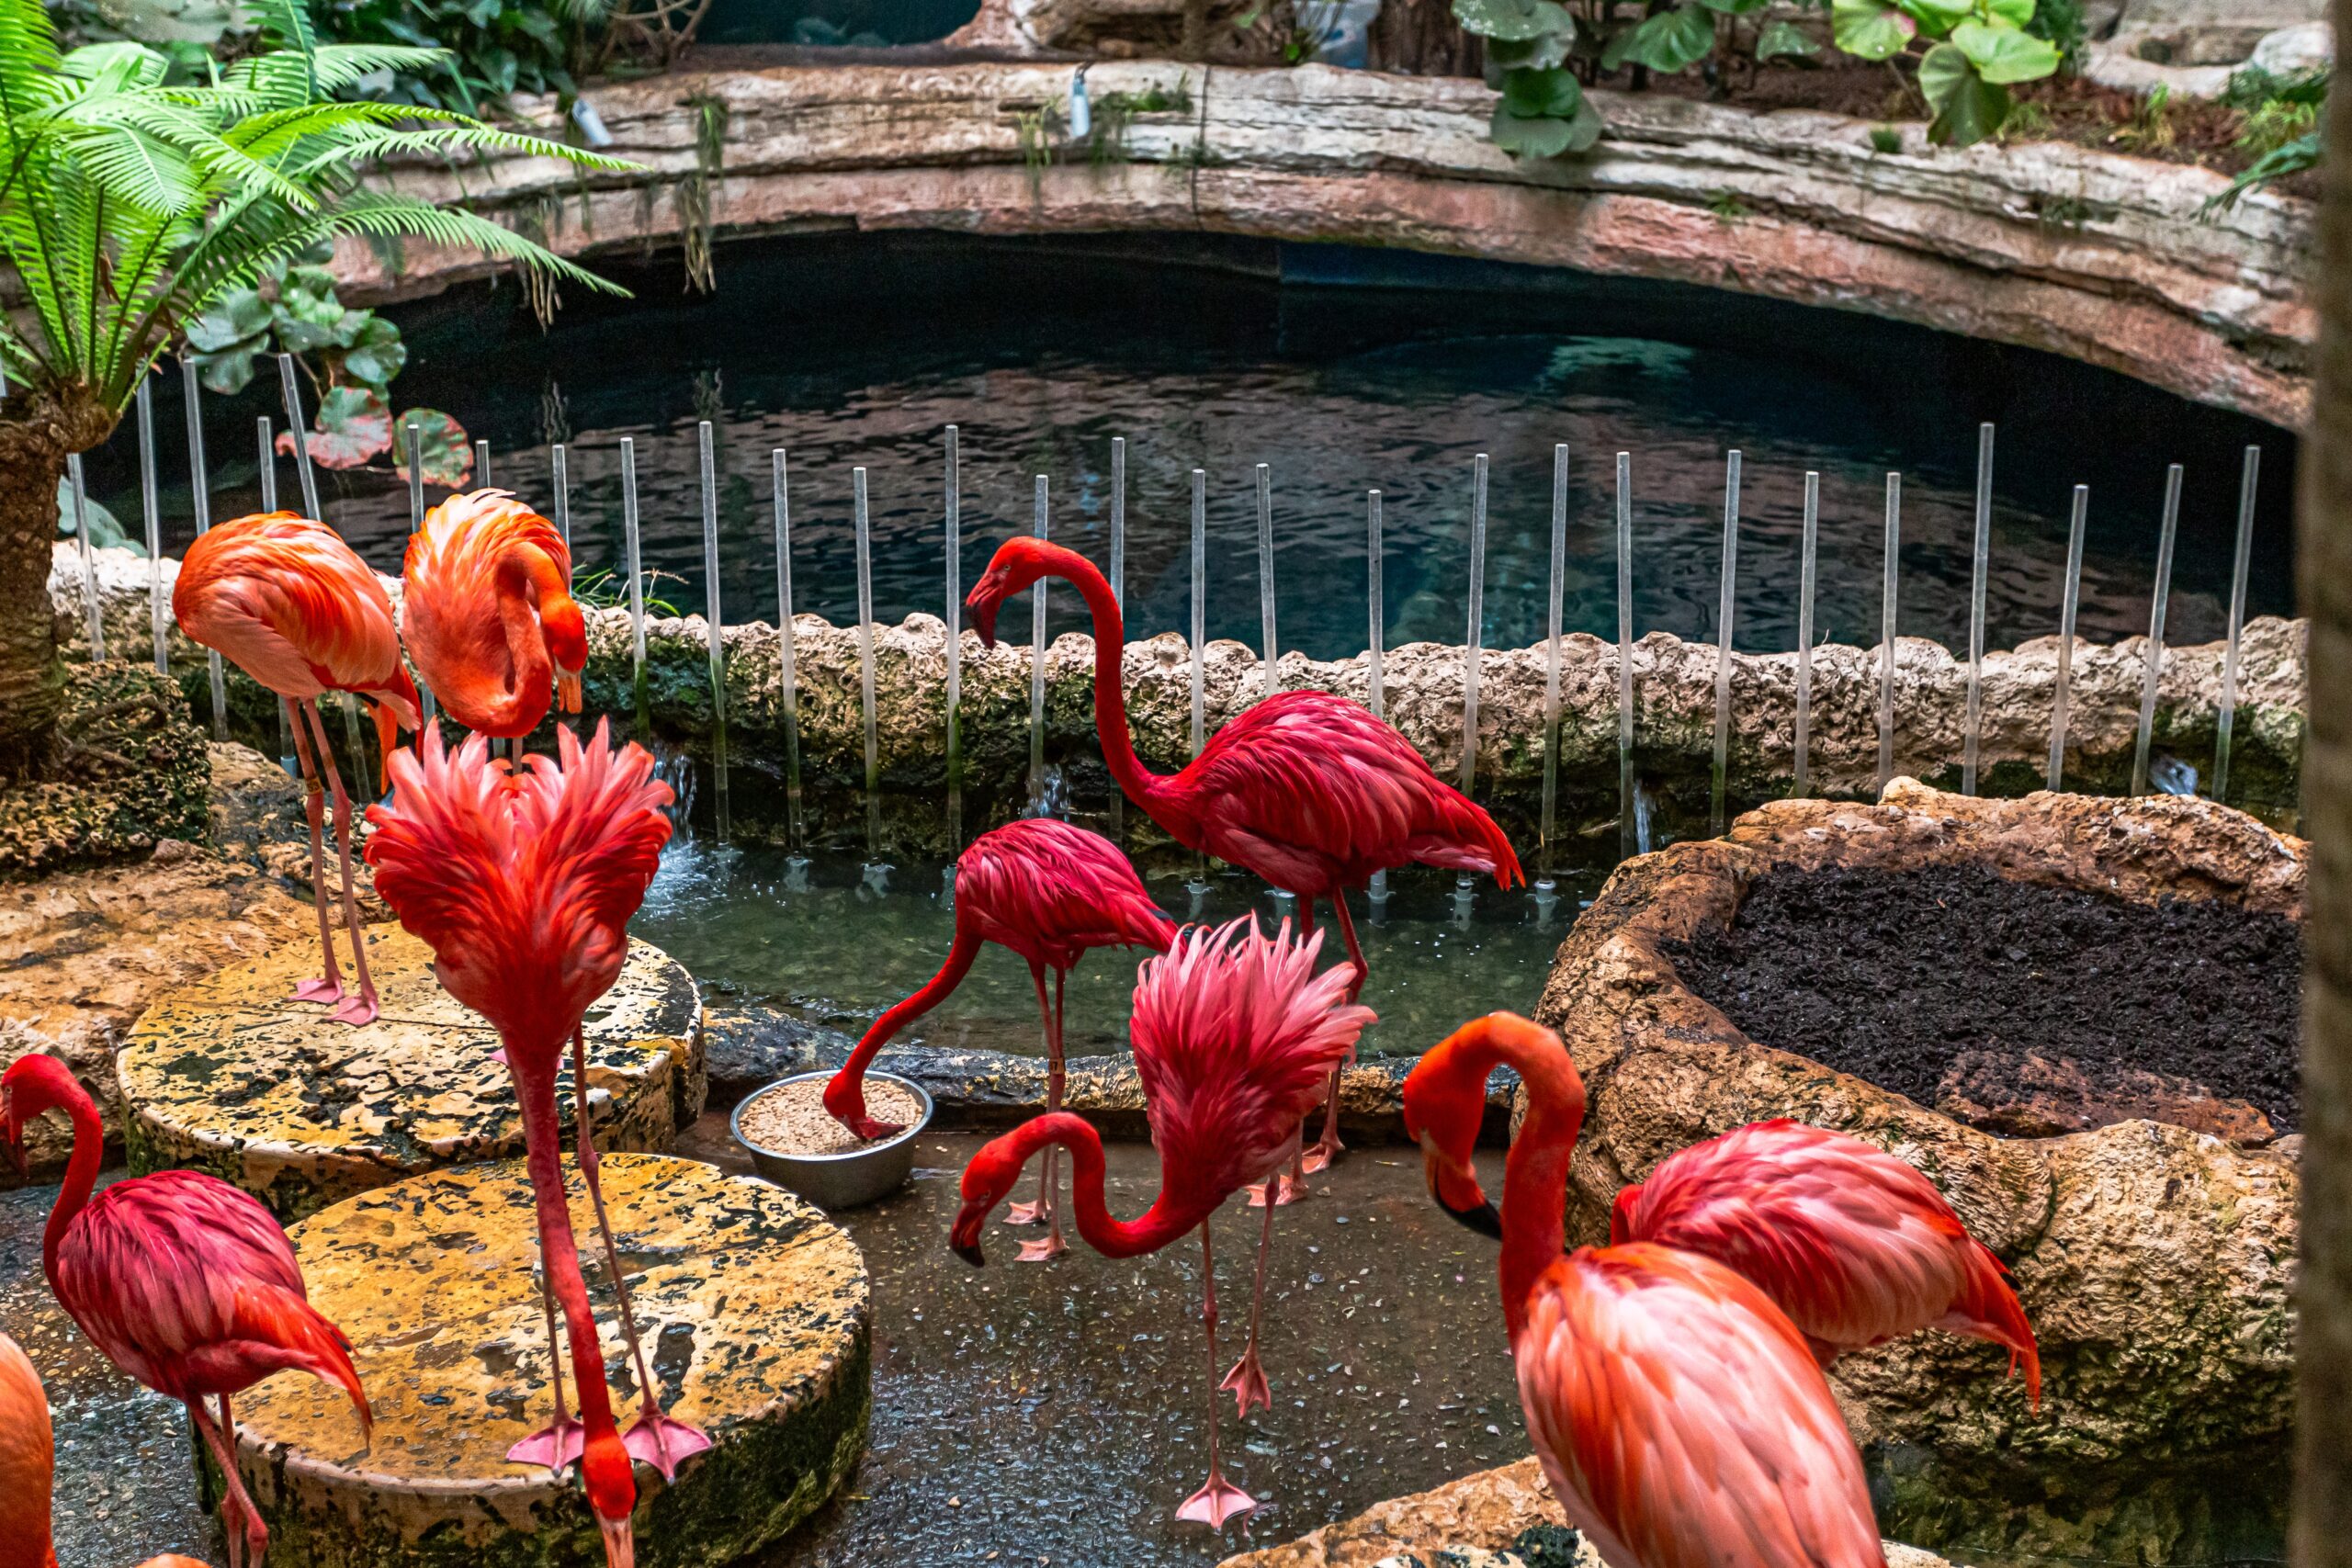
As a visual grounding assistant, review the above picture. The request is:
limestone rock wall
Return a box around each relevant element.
[328,61,2313,426]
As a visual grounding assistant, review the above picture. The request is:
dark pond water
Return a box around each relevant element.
[86,232,2296,668]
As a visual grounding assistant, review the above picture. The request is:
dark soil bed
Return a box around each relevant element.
[1665,864,2301,1140]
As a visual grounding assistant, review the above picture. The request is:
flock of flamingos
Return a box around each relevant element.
[0,494,2042,1568]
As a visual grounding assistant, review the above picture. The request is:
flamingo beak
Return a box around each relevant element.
[966,592,1001,650]
[949,1204,988,1267]
[596,1513,635,1568]
[1418,1132,1500,1240]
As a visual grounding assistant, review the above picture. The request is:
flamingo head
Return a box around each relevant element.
[820,1069,904,1145]
[964,536,1066,649]
[541,596,588,713]
[948,1132,1031,1267]
[0,1055,81,1177]
[580,1427,637,1568]
[1609,1181,1645,1246]
[1400,1029,1501,1241]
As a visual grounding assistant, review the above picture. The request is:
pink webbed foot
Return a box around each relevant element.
[1176,1473,1258,1528]
[624,1408,715,1482]
[1300,1136,1341,1176]
[1002,1200,1047,1227]
[292,977,344,1004]
[1016,1230,1068,1263]
[1245,1173,1305,1209]
[507,1417,585,1476]
[329,992,379,1027]
[1221,1348,1271,1416]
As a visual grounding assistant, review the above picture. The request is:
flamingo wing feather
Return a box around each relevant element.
[955,818,1173,962]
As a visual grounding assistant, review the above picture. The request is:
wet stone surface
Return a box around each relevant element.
[115,931,707,1220]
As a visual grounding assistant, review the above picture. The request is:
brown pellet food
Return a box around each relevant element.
[740,1077,923,1155]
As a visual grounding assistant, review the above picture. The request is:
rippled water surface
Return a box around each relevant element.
[88,233,2295,664]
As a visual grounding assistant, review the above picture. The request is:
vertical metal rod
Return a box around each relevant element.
[404,416,425,528]
[1539,444,1566,873]
[475,439,492,490]
[1255,462,1277,697]
[2131,463,2185,797]
[273,355,323,522]
[620,436,648,733]
[1108,436,1125,840]
[67,454,104,660]
[1709,450,1742,834]
[181,365,228,739]
[2214,446,2261,801]
[1877,473,1902,793]
[943,426,963,825]
[258,418,293,768]
[1962,423,1994,794]
[774,448,803,847]
[136,378,167,675]
[2047,485,2089,792]
[1031,475,1051,807]
[854,466,879,798]
[1792,471,1819,798]
[1190,469,1206,758]
[1459,453,1489,794]
[698,422,729,842]
[1615,452,1634,861]
[550,443,571,551]
[1366,491,1386,719]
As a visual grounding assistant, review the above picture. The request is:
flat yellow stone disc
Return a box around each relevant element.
[117,928,705,1219]
[224,1153,871,1568]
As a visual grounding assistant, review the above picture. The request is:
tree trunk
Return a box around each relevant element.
[1364,0,1482,75]
[0,387,116,781]
[2293,5,2352,1565]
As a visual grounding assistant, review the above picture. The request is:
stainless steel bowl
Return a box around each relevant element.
[730,1070,933,1211]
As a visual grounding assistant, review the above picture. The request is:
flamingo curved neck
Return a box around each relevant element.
[487,565,555,737]
[841,930,981,1088]
[1423,1030,1585,1346]
[34,1084,103,1292]
[1041,551,1163,817]
[1005,1113,1201,1258]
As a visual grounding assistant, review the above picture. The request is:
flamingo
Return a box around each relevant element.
[0,1329,215,1568]
[0,1055,373,1568]
[966,536,1522,1181]
[173,512,422,1027]
[949,915,1374,1527]
[400,489,586,739]
[824,816,1171,1262]
[1610,1119,2040,1401]
[364,722,712,1566]
[1401,1014,1885,1568]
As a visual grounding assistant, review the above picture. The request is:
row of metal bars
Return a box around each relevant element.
[81,374,2269,874]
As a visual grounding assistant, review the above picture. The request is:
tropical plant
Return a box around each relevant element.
[1453,0,1602,156]
[314,0,612,114]
[0,0,632,774]
[2205,61,2327,208]
[1833,0,2062,145]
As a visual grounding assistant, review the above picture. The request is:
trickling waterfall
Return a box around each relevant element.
[1634,780,1659,856]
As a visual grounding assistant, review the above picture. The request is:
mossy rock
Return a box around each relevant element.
[117,929,706,1220]
[0,660,210,880]
[215,1153,871,1568]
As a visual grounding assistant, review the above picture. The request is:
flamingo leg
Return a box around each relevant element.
[1222,1172,1278,1416]
[1015,961,1068,1263]
[283,698,345,1008]
[507,1258,583,1474]
[1302,892,1369,1175]
[569,1024,713,1480]
[192,1392,269,1568]
[302,702,379,1027]
[1177,1221,1257,1528]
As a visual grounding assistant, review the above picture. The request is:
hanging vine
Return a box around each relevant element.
[679,91,729,293]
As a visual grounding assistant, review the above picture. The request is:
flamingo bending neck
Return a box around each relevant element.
[984,1112,1204,1259]
[1013,546,1159,814]
[6,1060,104,1292]
[826,929,982,1134]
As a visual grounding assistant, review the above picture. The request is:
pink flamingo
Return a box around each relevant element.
[966,537,1521,1182]
[400,490,586,740]
[174,512,422,1026]
[0,1328,215,1568]
[1611,1119,2040,1401]
[1403,1015,1885,1568]
[824,817,1171,1262]
[949,916,1374,1527]
[365,722,710,1568]
[1,1055,373,1568]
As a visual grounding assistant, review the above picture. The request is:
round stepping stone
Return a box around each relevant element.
[218,1153,872,1568]
[117,928,705,1220]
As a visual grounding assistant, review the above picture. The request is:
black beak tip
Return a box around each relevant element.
[954,1239,986,1268]
[1445,1198,1504,1241]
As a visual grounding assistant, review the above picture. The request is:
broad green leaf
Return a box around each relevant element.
[1830,0,1915,58]
[392,409,473,489]
[54,481,139,553]
[296,386,393,468]
[1982,0,2033,26]
[1486,31,1574,68]
[1489,97,1605,156]
[1897,0,1973,24]
[1698,0,1771,14]
[1609,4,1716,72]
[185,289,271,351]
[338,316,406,387]
[1502,65,1586,119]
[1919,40,2013,143]
[1453,0,1576,39]
[1952,18,2060,80]
[1756,18,1821,56]
[191,345,261,396]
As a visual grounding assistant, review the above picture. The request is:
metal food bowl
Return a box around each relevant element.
[730,1070,933,1211]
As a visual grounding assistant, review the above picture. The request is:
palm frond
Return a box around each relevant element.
[291,122,639,178]
[322,190,628,293]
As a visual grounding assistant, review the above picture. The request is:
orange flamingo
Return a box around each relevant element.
[400,490,586,739]
[967,536,1522,1181]
[173,512,421,1026]
[2,1055,372,1568]
[824,816,1171,1262]
[0,1328,214,1568]
[1402,1015,1884,1568]
[1612,1119,2040,1401]
[365,722,708,1568]
[949,916,1374,1527]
